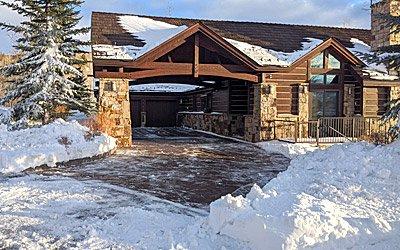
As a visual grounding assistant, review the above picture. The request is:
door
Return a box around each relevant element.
[131,100,142,127]
[145,100,178,127]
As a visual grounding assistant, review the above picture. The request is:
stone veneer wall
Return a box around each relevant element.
[371,0,400,51]
[178,112,231,136]
[98,78,132,147]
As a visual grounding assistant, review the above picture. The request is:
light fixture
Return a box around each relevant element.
[299,85,307,93]
[262,85,271,95]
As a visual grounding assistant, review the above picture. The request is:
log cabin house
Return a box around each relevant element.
[91,0,400,147]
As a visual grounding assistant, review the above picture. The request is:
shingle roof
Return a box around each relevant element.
[91,11,372,54]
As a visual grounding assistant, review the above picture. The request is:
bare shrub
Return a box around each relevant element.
[58,136,72,147]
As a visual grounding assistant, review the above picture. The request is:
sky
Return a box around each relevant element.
[0,0,372,54]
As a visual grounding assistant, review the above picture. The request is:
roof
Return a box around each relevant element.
[91,12,372,54]
[91,11,398,81]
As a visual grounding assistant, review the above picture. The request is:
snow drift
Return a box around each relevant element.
[256,140,319,159]
[207,141,400,249]
[0,119,117,174]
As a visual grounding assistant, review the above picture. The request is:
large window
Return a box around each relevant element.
[377,87,390,116]
[311,91,339,119]
[309,49,343,118]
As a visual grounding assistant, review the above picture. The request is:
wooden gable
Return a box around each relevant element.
[94,22,261,82]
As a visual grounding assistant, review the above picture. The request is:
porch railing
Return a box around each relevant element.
[267,117,394,145]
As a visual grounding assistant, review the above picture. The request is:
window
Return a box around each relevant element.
[310,74,324,85]
[311,53,324,68]
[328,54,341,69]
[311,91,339,119]
[377,87,390,116]
[311,74,339,85]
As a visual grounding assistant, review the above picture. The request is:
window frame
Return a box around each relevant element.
[308,49,345,118]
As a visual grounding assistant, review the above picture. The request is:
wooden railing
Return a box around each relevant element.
[268,117,395,145]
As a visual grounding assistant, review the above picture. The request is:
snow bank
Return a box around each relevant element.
[208,141,400,249]
[129,83,202,93]
[256,140,319,159]
[0,119,117,174]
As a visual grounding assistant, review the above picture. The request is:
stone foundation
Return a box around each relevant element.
[98,78,132,148]
[178,112,247,137]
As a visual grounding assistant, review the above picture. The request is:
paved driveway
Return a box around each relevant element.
[33,128,290,208]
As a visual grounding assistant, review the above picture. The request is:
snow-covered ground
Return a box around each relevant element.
[256,140,319,159]
[0,174,246,249]
[0,119,117,174]
[208,141,400,249]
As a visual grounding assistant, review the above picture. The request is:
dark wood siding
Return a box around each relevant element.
[212,89,229,113]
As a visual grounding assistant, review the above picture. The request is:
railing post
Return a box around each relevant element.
[352,117,356,141]
[273,121,276,140]
[316,118,320,147]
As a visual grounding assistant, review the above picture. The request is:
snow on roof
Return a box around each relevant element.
[348,38,399,81]
[93,15,187,60]
[129,84,203,93]
[225,38,323,67]
[92,15,398,81]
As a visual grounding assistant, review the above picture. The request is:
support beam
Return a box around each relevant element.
[194,33,200,78]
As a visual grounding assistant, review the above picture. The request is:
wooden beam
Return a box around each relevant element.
[194,33,200,78]
[95,63,258,82]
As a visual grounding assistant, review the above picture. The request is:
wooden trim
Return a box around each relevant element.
[95,63,258,82]
[194,33,200,77]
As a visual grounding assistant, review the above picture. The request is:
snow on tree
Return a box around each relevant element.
[0,0,96,129]
[364,2,400,138]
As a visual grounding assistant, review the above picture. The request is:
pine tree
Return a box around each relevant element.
[367,1,400,138]
[0,0,96,129]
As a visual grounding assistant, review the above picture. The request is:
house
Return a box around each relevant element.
[91,0,400,147]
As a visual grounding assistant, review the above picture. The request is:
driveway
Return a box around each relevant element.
[33,127,290,208]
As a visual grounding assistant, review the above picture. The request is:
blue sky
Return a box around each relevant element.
[0,0,372,53]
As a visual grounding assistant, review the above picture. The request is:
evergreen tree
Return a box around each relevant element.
[0,0,96,129]
[367,1,400,138]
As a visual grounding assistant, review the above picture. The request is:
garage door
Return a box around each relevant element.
[145,100,178,127]
[130,94,179,128]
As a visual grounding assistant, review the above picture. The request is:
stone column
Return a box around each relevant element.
[298,83,309,122]
[343,84,355,117]
[98,78,132,148]
[390,86,400,101]
[245,74,278,142]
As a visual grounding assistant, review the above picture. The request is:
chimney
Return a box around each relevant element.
[371,0,400,51]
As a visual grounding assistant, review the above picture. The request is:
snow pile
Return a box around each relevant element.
[207,141,400,249]
[257,140,319,159]
[349,38,399,81]
[0,119,117,174]
[93,15,187,60]
[129,83,202,93]
[226,38,323,67]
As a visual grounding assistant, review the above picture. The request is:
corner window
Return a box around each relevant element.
[326,75,339,84]
[328,54,341,69]
[311,53,324,68]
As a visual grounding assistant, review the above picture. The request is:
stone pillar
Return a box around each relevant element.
[245,74,278,142]
[298,83,310,122]
[98,78,132,148]
[343,84,355,117]
[390,86,400,101]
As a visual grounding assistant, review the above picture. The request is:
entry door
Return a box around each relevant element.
[310,91,339,119]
